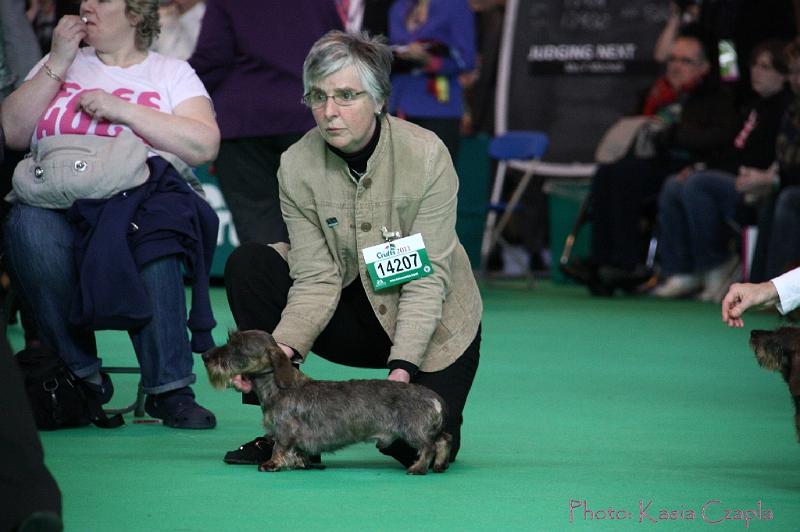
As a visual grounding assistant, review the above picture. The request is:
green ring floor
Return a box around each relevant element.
[10,281,800,531]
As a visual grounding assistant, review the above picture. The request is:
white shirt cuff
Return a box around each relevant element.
[772,267,800,314]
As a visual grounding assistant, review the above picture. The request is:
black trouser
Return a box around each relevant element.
[213,134,301,246]
[0,342,62,531]
[224,243,481,464]
[590,158,672,270]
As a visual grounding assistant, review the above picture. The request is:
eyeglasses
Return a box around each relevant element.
[302,89,368,109]
[667,55,702,66]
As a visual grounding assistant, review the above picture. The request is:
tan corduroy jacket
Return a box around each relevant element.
[271,114,482,372]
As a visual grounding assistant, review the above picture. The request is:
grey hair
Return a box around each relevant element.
[303,30,393,110]
[125,0,160,51]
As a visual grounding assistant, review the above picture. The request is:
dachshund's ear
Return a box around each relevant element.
[267,346,299,389]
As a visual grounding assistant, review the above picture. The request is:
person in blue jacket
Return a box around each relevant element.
[388,0,475,161]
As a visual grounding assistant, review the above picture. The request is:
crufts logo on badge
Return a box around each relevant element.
[376,242,411,260]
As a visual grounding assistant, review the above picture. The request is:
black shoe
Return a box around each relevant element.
[224,436,274,465]
[82,371,114,405]
[560,257,598,285]
[597,264,653,291]
[145,387,216,429]
[16,511,63,532]
[224,436,323,466]
[588,280,615,297]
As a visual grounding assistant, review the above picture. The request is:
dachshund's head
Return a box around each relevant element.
[202,330,297,390]
[750,327,800,373]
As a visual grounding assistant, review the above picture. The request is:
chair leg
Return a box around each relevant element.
[490,167,536,247]
[480,162,509,275]
[102,367,144,416]
[480,162,539,282]
[134,382,146,417]
[559,193,592,268]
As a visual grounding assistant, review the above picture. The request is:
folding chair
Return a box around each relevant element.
[479,131,549,279]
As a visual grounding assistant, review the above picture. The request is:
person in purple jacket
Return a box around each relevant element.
[189,1,341,245]
[388,0,475,161]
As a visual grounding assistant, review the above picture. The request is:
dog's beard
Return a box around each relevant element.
[206,369,233,390]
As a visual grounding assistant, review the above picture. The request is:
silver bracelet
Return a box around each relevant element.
[42,63,64,83]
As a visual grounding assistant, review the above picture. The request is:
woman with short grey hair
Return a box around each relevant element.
[223,30,483,470]
[302,30,393,110]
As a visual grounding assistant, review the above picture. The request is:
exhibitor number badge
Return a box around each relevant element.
[362,233,433,290]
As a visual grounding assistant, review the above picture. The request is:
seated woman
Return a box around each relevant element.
[1,0,220,429]
[222,30,482,467]
[653,40,792,301]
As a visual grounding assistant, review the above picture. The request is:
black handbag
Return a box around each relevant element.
[15,347,124,430]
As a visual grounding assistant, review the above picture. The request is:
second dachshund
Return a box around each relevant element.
[750,326,800,442]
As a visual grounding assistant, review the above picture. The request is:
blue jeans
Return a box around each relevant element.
[657,171,739,275]
[767,186,800,278]
[4,204,196,394]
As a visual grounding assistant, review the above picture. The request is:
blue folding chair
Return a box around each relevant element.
[479,131,549,278]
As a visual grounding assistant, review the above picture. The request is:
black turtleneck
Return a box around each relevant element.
[324,116,419,377]
[326,116,381,178]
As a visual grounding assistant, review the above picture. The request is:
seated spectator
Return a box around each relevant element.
[1,0,220,429]
[563,33,740,295]
[653,40,792,301]
[763,38,800,279]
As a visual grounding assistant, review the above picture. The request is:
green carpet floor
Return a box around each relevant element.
[8,282,800,531]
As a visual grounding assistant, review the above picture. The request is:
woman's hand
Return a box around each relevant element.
[395,42,432,67]
[276,342,296,360]
[78,90,131,124]
[387,368,411,383]
[49,15,87,75]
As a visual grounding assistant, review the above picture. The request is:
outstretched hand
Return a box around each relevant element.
[721,281,778,328]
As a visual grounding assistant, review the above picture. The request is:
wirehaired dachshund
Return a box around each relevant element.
[202,330,452,474]
[750,327,800,442]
